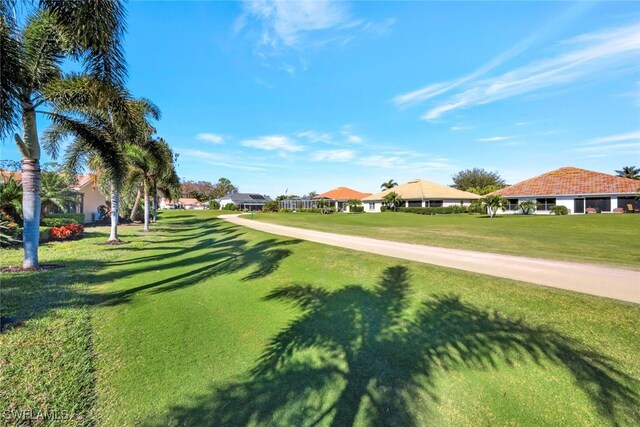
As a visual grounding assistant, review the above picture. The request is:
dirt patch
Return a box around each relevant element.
[96,240,131,246]
[0,263,65,273]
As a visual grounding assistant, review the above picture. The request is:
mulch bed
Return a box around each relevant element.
[0,263,65,273]
[96,240,131,246]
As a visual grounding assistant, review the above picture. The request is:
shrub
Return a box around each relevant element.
[42,213,84,226]
[210,200,221,210]
[550,205,569,215]
[380,206,388,212]
[263,201,279,212]
[50,223,84,240]
[396,206,469,215]
[351,206,364,213]
[224,203,236,211]
[39,227,52,243]
[1,214,21,246]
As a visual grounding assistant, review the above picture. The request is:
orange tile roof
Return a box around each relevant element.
[315,187,372,201]
[492,167,640,197]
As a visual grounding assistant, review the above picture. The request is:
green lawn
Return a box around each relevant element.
[1,210,639,426]
[250,212,640,268]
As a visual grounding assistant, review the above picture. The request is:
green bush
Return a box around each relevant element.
[550,205,569,215]
[224,203,236,211]
[39,226,52,243]
[210,200,221,210]
[42,213,84,226]
[299,208,335,214]
[262,201,279,212]
[396,206,469,215]
[351,206,364,213]
[380,206,388,212]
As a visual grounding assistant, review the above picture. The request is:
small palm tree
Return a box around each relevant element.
[615,166,640,180]
[316,199,331,214]
[481,195,508,218]
[383,191,403,211]
[381,179,398,190]
[346,199,362,213]
[517,199,536,215]
[0,173,23,221]
[40,172,77,215]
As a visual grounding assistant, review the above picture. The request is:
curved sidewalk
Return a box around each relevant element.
[220,215,640,304]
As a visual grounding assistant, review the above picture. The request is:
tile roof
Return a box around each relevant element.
[363,179,481,201]
[491,167,640,197]
[1,171,96,192]
[314,187,372,201]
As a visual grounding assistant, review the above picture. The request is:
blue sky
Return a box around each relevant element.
[3,1,640,196]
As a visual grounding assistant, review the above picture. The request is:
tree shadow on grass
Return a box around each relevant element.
[2,216,300,324]
[149,266,639,427]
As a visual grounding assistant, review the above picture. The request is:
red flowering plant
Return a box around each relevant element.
[50,223,84,240]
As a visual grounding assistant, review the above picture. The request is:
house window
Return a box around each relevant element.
[507,199,518,211]
[368,203,375,210]
[426,200,443,208]
[585,197,611,213]
[536,198,556,210]
[408,200,422,208]
[618,197,640,212]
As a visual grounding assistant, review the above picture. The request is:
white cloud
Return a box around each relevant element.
[240,135,305,152]
[394,21,640,120]
[178,149,270,172]
[450,125,473,131]
[586,131,640,145]
[340,125,363,144]
[312,149,355,162]
[296,130,334,144]
[477,136,511,142]
[196,133,224,144]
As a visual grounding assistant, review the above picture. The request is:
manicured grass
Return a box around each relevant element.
[251,212,640,268]
[1,210,638,426]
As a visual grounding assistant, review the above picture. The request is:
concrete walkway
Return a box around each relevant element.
[220,215,640,304]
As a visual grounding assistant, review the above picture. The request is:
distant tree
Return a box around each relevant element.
[517,200,536,215]
[209,200,221,210]
[615,166,640,180]
[381,179,398,190]
[263,201,279,212]
[305,191,318,199]
[383,191,403,211]
[466,185,504,196]
[452,168,506,191]
[181,180,217,201]
[223,202,236,211]
[275,195,288,202]
[212,177,239,198]
[481,195,508,218]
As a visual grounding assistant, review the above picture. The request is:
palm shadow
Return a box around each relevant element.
[150,266,639,426]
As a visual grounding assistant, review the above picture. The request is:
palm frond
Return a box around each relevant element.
[0,3,23,139]
[40,0,128,85]
[22,10,64,93]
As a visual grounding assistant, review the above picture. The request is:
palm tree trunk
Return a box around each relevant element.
[143,180,150,232]
[109,183,120,241]
[152,181,158,223]
[20,107,42,269]
[21,159,41,269]
[129,186,142,222]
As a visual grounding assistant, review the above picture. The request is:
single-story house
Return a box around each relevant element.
[362,179,481,213]
[490,167,640,214]
[1,171,106,223]
[313,187,372,212]
[218,193,273,211]
[159,198,207,210]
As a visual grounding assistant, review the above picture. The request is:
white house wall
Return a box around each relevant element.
[364,199,475,213]
[500,196,618,215]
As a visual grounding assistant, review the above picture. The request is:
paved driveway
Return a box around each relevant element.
[221,214,640,304]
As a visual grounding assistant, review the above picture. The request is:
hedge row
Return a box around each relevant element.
[41,213,85,227]
[394,206,469,215]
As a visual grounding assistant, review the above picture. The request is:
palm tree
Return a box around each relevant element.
[346,199,362,213]
[382,191,403,211]
[1,1,127,268]
[45,94,159,241]
[381,179,398,190]
[40,172,77,214]
[126,138,177,231]
[517,199,536,215]
[481,195,508,218]
[615,166,640,180]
